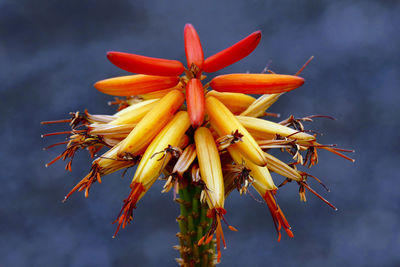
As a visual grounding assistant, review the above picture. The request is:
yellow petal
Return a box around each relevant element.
[264,152,302,181]
[227,147,277,193]
[132,111,191,188]
[236,115,316,141]
[114,99,159,117]
[139,82,184,100]
[240,93,282,117]
[118,90,185,157]
[206,90,255,115]
[206,96,267,166]
[194,127,224,208]
[172,144,197,175]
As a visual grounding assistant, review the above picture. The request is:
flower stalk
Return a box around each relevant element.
[176,176,215,267]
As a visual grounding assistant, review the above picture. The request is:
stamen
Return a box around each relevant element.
[198,208,236,263]
[320,146,355,162]
[295,56,314,76]
[299,181,337,211]
[43,141,69,150]
[263,191,294,241]
[41,130,85,138]
[112,182,146,238]
[62,164,102,202]
[41,119,71,124]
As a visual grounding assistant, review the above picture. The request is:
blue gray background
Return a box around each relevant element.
[1,0,399,266]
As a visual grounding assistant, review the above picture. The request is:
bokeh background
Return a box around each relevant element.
[1,0,399,266]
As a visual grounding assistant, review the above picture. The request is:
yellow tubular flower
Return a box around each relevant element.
[172,144,197,175]
[139,82,185,100]
[240,93,282,117]
[236,115,316,141]
[264,152,302,181]
[113,98,159,117]
[206,90,256,115]
[117,90,185,157]
[206,96,268,166]
[132,111,191,189]
[113,112,190,238]
[194,127,225,208]
[227,147,277,193]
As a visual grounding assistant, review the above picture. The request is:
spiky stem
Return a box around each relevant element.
[175,175,215,267]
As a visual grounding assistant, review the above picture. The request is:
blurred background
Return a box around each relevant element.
[1,0,399,266]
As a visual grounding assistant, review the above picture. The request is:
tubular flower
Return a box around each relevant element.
[42,24,354,265]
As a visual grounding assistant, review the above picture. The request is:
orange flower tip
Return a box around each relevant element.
[210,74,305,94]
[197,236,206,246]
[94,75,180,96]
[287,229,294,238]
[228,225,238,232]
[217,251,222,263]
[186,78,205,128]
[203,30,262,73]
[184,23,204,70]
[113,182,146,237]
[106,51,185,76]
[205,234,214,244]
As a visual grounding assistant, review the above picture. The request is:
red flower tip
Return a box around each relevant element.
[203,30,262,73]
[210,73,305,94]
[106,51,184,77]
[186,78,205,128]
[184,24,204,71]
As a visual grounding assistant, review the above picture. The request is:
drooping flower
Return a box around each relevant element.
[42,23,354,265]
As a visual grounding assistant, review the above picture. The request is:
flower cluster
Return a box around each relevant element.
[42,24,354,264]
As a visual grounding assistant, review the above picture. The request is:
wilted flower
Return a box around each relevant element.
[42,24,354,265]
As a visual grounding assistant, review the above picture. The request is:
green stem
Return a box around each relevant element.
[176,177,215,267]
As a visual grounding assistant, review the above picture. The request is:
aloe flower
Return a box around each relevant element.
[42,24,353,265]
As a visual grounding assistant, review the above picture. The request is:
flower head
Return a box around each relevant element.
[42,24,354,264]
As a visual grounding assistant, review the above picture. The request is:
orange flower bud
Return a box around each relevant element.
[210,74,304,94]
[184,24,204,70]
[186,78,205,128]
[94,74,180,96]
[203,31,261,73]
[107,51,185,76]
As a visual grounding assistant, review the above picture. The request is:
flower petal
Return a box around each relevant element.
[228,147,277,192]
[186,78,205,128]
[240,93,282,117]
[203,31,261,72]
[107,51,185,76]
[194,127,224,208]
[264,152,302,181]
[210,74,304,94]
[94,74,180,96]
[236,115,316,141]
[117,90,185,157]
[207,90,255,115]
[184,24,204,70]
[132,111,191,188]
[206,96,268,166]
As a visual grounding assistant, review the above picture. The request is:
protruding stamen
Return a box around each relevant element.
[263,191,294,241]
[63,164,102,202]
[113,182,146,238]
[299,181,338,211]
[197,208,236,263]
[295,56,314,76]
